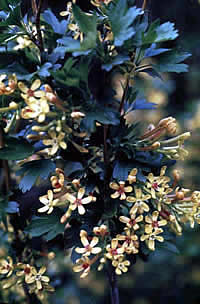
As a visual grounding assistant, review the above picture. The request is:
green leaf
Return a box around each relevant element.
[72,4,97,35]
[51,57,80,87]
[42,9,68,35]
[25,212,65,241]
[0,136,34,160]
[72,4,97,50]
[81,106,120,132]
[153,50,191,73]
[0,4,22,27]
[108,0,143,47]
[102,54,130,72]
[142,20,178,45]
[16,159,56,193]
[155,22,179,43]
[64,161,84,176]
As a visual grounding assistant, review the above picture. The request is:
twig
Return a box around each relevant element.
[35,0,44,53]
[107,263,120,304]
[0,126,10,194]
[119,75,130,116]
[142,0,148,10]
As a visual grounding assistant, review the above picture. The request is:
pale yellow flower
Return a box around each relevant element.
[21,97,49,123]
[109,181,132,200]
[0,257,13,277]
[144,211,167,234]
[65,188,93,215]
[140,228,164,251]
[117,228,139,254]
[75,230,102,256]
[105,239,124,260]
[119,213,143,230]
[18,79,45,102]
[25,266,50,290]
[127,188,151,214]
[38,190,59,214]
[112,256,130,275]
[43,130,67,155]
[73,256,91,278]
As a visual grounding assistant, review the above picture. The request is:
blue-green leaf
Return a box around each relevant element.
[108,0,143,47]
[16,159,56,193]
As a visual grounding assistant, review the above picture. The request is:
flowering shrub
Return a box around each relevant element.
[0,0,198,302]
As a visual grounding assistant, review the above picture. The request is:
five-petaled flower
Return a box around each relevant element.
[140,228,164,251]
[109,181,132,200]
[112,256,130,275]
[65,188,93,215]
[145,166,170,199]
[75,230,102,256]
[117,228,139,254]
[21,97,50,123]
[119,213,143,230]
[18,79,45,102]
[16,263,34,283]
[38,190,59,214]
[144,211,167,234]
[43,130,67,155]
[105,239,124,260]
[26,266,50,290]
[0,257,13,277]
[73,256,91,278]
[127,188,151,214]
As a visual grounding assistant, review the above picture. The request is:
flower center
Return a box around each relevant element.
[129,219,136,226]
[27,89,35,97]
[111,249,118,255]
[24,267,31,274]
[82,263,89,270]
[152,221,159,228]
[118,186,125,195]
[55,182,61,188]
[152,182,158,190]
[75,198,82,206]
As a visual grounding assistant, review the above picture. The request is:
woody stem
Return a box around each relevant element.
[108,262,120,304]
[142,0,148,10]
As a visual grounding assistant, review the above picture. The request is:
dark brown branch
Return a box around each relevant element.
[142,0,148,10]
[119,76,129,116]
[35,0,44,52]
[107,263,120,304]
[0,126,10,194]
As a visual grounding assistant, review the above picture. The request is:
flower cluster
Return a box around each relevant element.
[70,166,200,278]
[0,257,53,295]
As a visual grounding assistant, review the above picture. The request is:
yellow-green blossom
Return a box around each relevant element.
[119,213,143,230]
[73,256,91,278]
[127,188,151,214]
[75,230,102,256]
[140,228,164,251]
[25,266,50,290]
[43,130,67,155]
[144,211,167,234]
[18,79,45,102]
[110,181,132,200]
[38,190,59,214]
[112,256,130,275]
[65,188,93,215]
[0,256,13,277]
